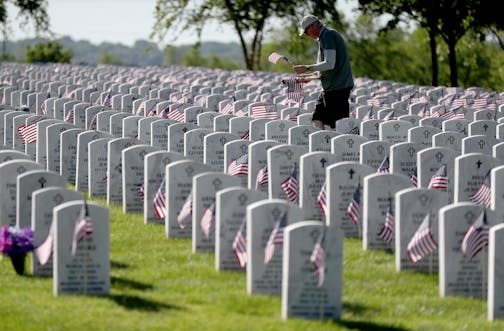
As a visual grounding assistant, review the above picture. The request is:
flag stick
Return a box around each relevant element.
[319,287,325,320]
[83,239,88,295]
[429,252,433,275]
[482,248,487,299]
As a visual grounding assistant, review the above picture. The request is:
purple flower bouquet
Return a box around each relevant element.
[0,226,35,275]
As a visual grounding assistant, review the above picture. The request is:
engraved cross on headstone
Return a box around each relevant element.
[347,138,354,148]
[185,166,194,177]
[423,130,430,139]
[435,152,444,162]
[285,149,294,160]
[408,147,416,158]
[212,178,222,191]
[320,158,327,168]
[483,124,489,132]
[377,145,384,155]
[220,137,227,146]
[478,140,485,149]
[448,136,455,144]
[237,194,248,206]
[325,135,331,144]
[279,123,286,131]
[348,168,355,179]
[38,177,46,188]
[476,160,482,169]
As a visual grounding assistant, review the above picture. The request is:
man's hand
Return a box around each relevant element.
[293,65,310,74]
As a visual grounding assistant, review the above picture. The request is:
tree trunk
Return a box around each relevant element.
[428,29,438,86]
[447,36,458,87]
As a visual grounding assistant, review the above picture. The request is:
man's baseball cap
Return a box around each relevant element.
[299,15,320,36]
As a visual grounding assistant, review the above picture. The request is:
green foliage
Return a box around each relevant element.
[24,40,72,63]
[166,44,240,70]
[0,0,50,36]
[98,50,123,65]
[0,199,503,330]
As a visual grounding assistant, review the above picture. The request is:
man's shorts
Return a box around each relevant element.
[312,87,352,128]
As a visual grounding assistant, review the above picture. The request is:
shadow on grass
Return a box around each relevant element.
[111,260,129,269]
[108,294,185,312]
[343,302,380,314]
[111,276,154,291]
[335,320,409,331]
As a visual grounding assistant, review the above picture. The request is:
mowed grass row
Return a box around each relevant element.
[0,197,502,331]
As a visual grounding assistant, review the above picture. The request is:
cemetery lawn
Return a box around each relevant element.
[0,199,502,331]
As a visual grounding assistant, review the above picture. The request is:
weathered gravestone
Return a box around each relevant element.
[150,118,176,148]
[31,187,83,276]
[246,199,302,295]
[204,132,239,171]
[107,137,140,204]
[309,130,340,152]
[16,169,66,228]
[408,126,441,148]
[395,187,448,273]
[88,138,114,198]
[75,131,112,192]
[137,117,159,145]
[247,140,280,193]
[442,118,468,135]
[143,151,185,224]
[192,172,242,253]
[454,153,499,203]
[0,150,30,163]
[60,128,85,184]
[488,223,504,321]
[491,165,504,224]
[360,119,382,141]
[184,128,212,163]
[109,112,129,137]
[249,118,270,141]
[215,187,266,271]
[432,131,464,153]
[267,144,307,200]
[363,172,412,250]
[331,134,369,162]
[379,120,412,144]
[122,145,161,213]
[46,122,76,173]
[265,120,296,144]
[167,122,198,154]
[439,203,495,298]
[282,222,343,320]
[359,140,391,170]
[53,201,110,296]
[35,119,63,168]
[326,162,375,237]
[165,160,211,238]
[462,135,498,156]
[0,159,43,226]
[299,151,339,221]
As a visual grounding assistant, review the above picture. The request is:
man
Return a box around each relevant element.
[294,15,354,129]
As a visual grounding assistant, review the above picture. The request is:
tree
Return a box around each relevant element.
[25,40,72,63]
[359,0,503,87]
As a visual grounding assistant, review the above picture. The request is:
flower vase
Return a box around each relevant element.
[9,253,26,275]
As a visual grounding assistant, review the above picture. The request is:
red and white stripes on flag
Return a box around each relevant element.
[377,156,390,173]
[240,131,250,140]
[34,224,54,266]
[64,110,74,123]
[250,103,278,120]
[136,183,144,201]
[410,167,418,187]
[39,102,46,115]
[71,200,94,256]
[18,120,41,144]
[200,202,216,238]
[268,52,291,64]
[378,200,394,244]
[347,183,361,225]
[227,153,249,176]
[232,218,248,268]
[310,229,327,288]
[167,107,185,122]
[282,77,304,103]
[461,210,489,260]
[220,100,234,115]
[281,165,299,203]
[428,164,448,189]
[406,213,438,263]
[177,192,193,229]
[469,170,491,208]
[255,165,269,190]
[153,178,167,219]
[264,213,287,264]
[317,181,327,217]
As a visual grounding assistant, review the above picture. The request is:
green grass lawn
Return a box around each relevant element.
[0,198,502,331]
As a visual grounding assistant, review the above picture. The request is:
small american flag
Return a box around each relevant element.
[469,170,491,207]
[64,110,74,123]
[200,202,216,238]
[157,105,170,118]
[177,192,193,229]
[18,119,42,144]
[377,156,390,173]
[282,77,304,103]
[310,228,327,288]
[317,181,327,217]
[167,107,185,122]
[406,213,438,263]
[362,107,374,121]
[34,224,54,266]
[227,153,249,176]
[240,131,250,140]
[281,165,299,203]
[347,183,361,225]
[255,165,269,190]
[264,213,287,264]
[39,102,46,115]
[136,183,144,200]
[71,200,94,256]
[378,200,394,244]
[220,100,234,115]
[251,103,277,120]
[268,52,291,64]
[428,164,448,189]
[410,167,418,187]
[153,178,166,219]
[461,210,489,260]
[382,110,396,121]
[232,218,248,268]
[102,91,112,107]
